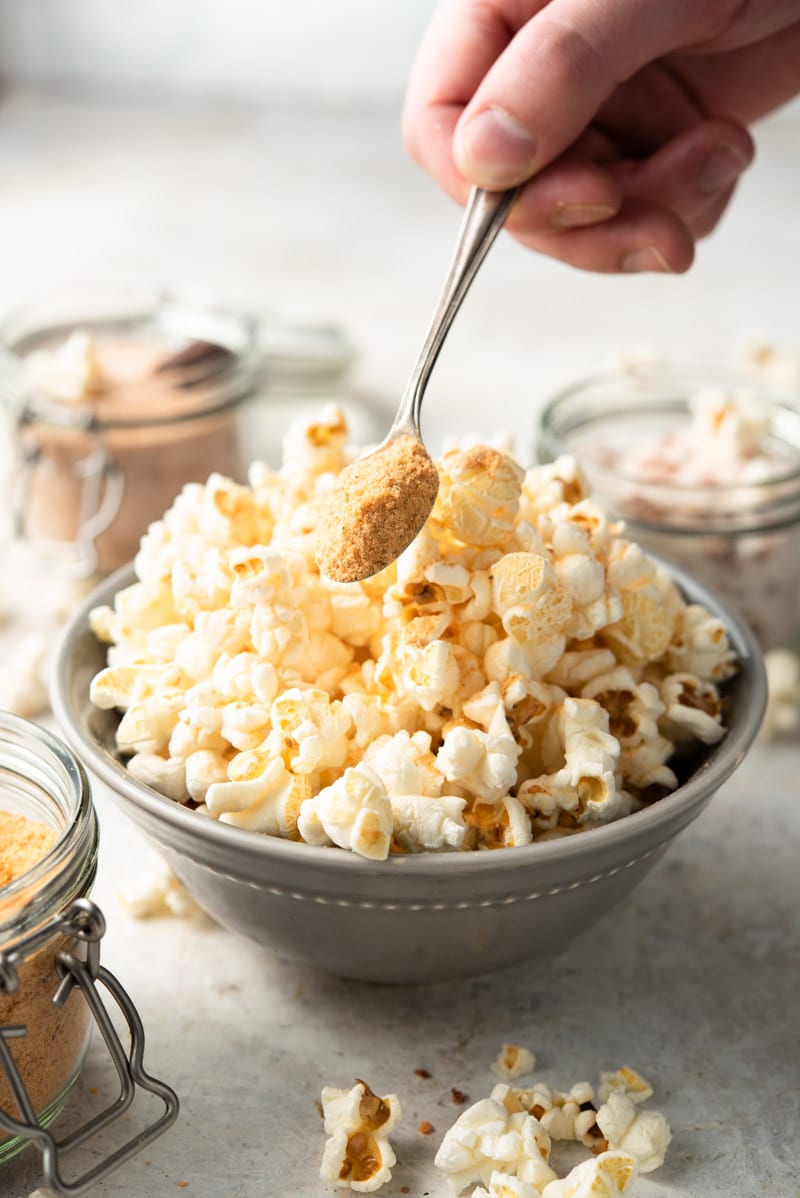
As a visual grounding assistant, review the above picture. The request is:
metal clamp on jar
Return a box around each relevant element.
[0,714,178,1195]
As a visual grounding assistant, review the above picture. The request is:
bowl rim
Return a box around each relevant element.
[51,557,767,878]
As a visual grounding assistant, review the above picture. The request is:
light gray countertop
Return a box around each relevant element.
[1,91,799,1197]
[4,742,799,1198]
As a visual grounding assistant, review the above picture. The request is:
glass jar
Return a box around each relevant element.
[0,713,177,1190]
[0,288,262,576]
[536,366,800,651]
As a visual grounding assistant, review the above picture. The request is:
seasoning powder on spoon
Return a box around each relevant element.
[316,435,439,582]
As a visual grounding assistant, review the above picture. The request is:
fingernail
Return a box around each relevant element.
[551,203,617,230]
[456,106,538,187]
[697,143,750,195]
[622,247,673,273]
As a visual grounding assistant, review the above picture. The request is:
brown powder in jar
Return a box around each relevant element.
[315,434,439,582]
[1,812,91,1135]
[0,812,57,888]
[19,335,242,575]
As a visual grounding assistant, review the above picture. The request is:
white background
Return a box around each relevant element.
[0,0,436,105]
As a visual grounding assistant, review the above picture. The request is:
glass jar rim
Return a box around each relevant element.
[0,286,263,431]
[538,364,800,496]
[0,713,97,942]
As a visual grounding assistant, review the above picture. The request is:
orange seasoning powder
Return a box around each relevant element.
[1,811,90,1139]
[316,434,439,582]
[0,812,57,888]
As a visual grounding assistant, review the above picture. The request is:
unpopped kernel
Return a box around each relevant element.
[90,408,736,859]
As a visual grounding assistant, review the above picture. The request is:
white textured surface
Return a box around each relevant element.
[4,745,799,1197]
[1,92,799,1196]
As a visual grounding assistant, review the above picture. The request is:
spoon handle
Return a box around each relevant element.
[392,185,519,436]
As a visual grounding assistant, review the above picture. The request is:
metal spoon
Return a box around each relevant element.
[316,185,518,583]
[390,184,519,453]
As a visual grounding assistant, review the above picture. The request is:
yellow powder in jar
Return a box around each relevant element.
[1,812,91,1138]
[316,434,439,582]
[0,812,58,888]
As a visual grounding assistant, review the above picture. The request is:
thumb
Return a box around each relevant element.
[453,0,703,188]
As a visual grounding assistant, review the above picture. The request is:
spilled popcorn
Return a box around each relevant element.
[319,1080,401,1192]
[759,649,800,743]
[436,1065,670,1196]
[117,855,201,919]
[89,406,737,859]
[492,1044,537,1081]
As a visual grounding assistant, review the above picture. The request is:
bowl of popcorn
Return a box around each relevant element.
[537,365,800,651]
[52,407,766,983]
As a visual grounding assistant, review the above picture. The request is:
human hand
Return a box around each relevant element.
[402,0,800,273]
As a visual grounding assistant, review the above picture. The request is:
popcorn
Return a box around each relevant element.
[434,1086,557,1194]
[390,794,467,852]
[667,605,737,682]
[518,700,627,832]
[492,1045,536,1081]
[657,673,726,746]
[581,670,677,794]
[760,649,800,742]
[0,634,49,719]
[437,684,521,803]
[90,409,738,858]
[320,1079,401,1192]
[298,765,393,859]
[117,856,200,919]
[513,1081,595,1142]
[597,1068,653,1106]
[127,753,189,803]
[115,693,184,755]
[207,754,312,836]
[270,688,352,773]
[595,1091,671,1173]
[471,1173,541,1198]
[184,749,231,803]
[436,446,525,548]
[363,730,443,798]
[282,403,349,481]
[22,329,105,403]
[540,1151,638,1197]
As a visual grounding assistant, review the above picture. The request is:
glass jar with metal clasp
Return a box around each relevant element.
[0,287,378,580]
[0,713,178,1195]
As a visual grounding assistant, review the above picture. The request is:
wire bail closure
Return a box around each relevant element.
[9,401,125,576]
[0,897,179,1195]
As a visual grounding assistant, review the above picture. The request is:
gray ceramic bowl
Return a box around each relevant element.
[51,562,766,984]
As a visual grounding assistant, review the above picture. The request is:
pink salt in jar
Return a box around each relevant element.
[536,366,800,651]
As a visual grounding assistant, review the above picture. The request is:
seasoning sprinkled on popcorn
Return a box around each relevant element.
[90,407,737,859]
